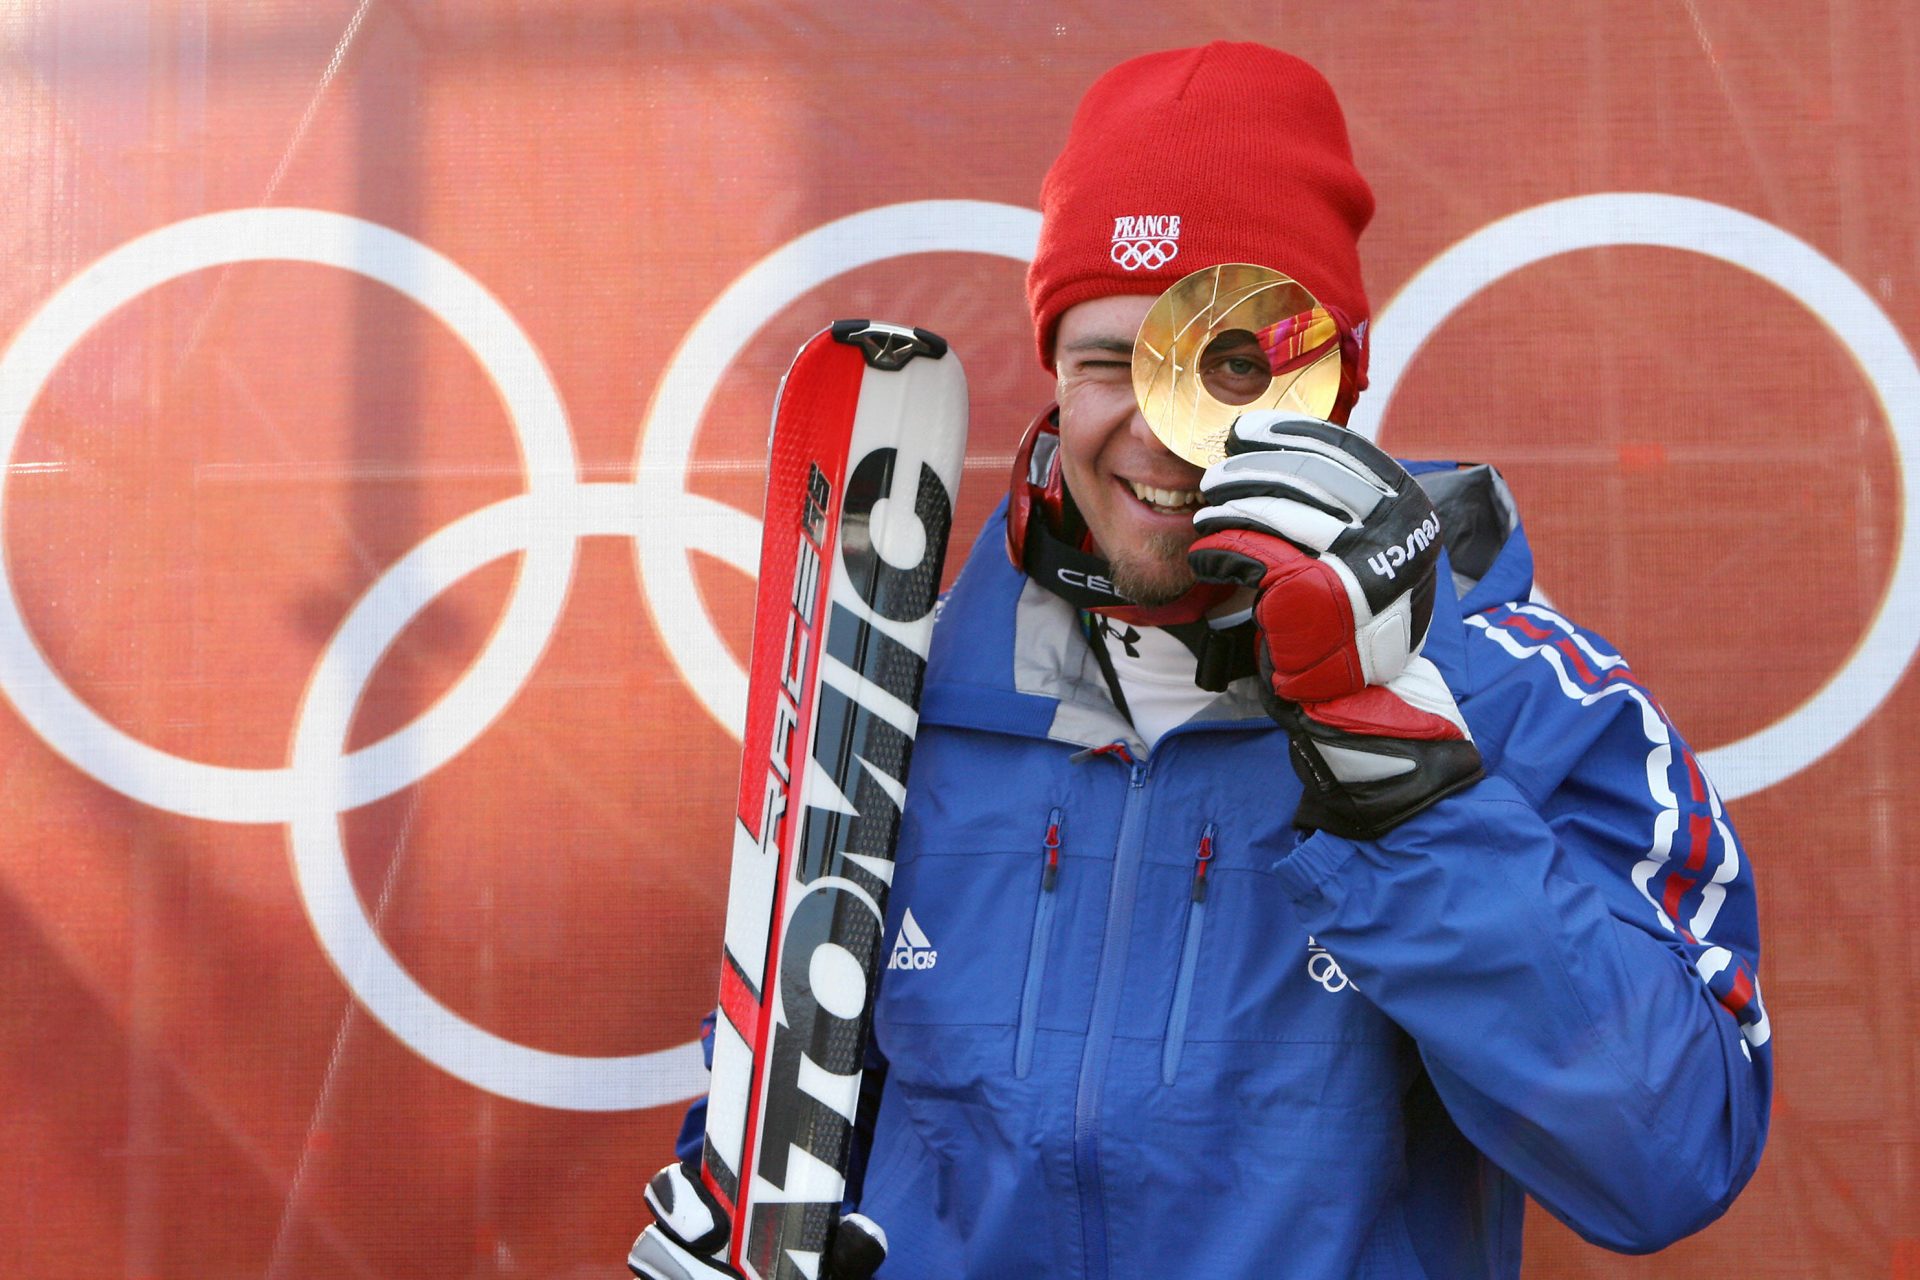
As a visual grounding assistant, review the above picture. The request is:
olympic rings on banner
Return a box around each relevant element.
[0,209,702,1112]
[0,194,1909,1109]
[0,202,1043,1113]
[1348,193,1920,801]
[0,208,580,823]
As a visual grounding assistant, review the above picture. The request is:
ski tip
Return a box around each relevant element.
[830,319,949,370]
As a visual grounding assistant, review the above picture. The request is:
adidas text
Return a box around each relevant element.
[887,908,938,970]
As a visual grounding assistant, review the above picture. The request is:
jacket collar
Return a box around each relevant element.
[924,505,1269,750]
[922,464,1534,746]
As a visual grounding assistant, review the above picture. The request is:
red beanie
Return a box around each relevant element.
[1027,43,1375,396]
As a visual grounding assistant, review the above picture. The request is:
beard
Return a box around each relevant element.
[1107,527,1198,606]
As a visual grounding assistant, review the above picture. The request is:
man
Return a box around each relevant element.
[635,41,1770,1279]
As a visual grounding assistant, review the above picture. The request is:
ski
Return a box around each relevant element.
[702,320,968,1280]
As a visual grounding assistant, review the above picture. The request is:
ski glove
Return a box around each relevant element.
[1187,411,1483,840]
[628,1160,887,1280]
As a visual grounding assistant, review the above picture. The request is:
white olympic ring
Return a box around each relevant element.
[286,482,708,1111]
[1110,239,1179,271]
[0,208,704,1111]
[1348,193,1920,800]
[635,200,1042,737]
[0,208,579,822]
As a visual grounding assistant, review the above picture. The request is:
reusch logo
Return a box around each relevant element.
[887,909,938,970]
[1110,214,1182,271]
[1366,512,1441,581]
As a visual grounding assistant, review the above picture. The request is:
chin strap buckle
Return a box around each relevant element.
[1192,621,1258,693]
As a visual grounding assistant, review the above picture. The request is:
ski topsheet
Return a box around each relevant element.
[704,320,968,1280]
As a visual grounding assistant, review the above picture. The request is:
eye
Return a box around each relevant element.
[1197,332,1273,405]
[1067,357,1133,381]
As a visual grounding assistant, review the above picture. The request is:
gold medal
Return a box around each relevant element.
[1131,263,1345,467]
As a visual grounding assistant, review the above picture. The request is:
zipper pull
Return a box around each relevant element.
[1042,806,1063,891]
[1190,823,1217,902]
[1069,740,1136,767]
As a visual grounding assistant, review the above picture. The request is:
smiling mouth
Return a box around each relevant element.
[1127,480,1203,514]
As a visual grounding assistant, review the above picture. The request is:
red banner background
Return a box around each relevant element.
[0,2,1915,1275]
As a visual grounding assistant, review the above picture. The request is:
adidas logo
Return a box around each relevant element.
[886,908,938,971]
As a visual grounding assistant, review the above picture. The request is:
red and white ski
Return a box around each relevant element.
[703,320,968,1280]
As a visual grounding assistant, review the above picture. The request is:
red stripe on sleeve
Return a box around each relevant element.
[1685,812,1713,872]
[1723,965,1755,1016]
[1683,750,1707,804]
[1661,872,1698,943]
[1504,614,1553,641]
[1554,637,1596,683]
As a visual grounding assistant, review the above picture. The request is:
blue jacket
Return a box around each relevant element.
[848,468,1770,1278]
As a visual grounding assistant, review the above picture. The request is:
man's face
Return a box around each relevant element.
[1053,293,1208,606]
[1052,295,1290,606]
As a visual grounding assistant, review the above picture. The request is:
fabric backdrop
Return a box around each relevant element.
[0,2,1914,1275]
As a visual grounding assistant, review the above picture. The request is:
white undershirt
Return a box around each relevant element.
[1089,619,1218,749]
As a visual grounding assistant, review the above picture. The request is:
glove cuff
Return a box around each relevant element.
[628,1227,742,1280]
[643,1161,730,1256]
[1288,733,1484,840]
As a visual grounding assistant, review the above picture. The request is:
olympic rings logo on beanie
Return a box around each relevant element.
[1027,42,1375,411]
[1110,214,1183,271]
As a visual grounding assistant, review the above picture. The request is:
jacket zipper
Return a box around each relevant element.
[1015,806,1064,1079]
[1071,743,1149,1280]
[1162,823,1216,1085]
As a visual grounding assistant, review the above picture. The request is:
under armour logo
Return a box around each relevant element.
[887,908,938,971]
[1110,213,1182,271]
[1098,618,1142,659]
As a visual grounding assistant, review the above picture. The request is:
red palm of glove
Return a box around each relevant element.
[1188,526,1370,703]
[1300,681,1481,743]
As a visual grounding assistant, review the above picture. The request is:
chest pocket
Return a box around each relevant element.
[872,729,1118,1078]
[1147,787,1414,1115]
